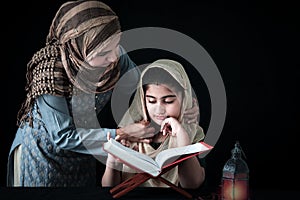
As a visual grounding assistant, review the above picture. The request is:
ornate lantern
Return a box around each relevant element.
[221,141,249,200]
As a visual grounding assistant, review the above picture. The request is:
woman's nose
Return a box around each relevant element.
[107,49,118,62]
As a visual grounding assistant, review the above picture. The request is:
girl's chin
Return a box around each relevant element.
[152,120,162,126]
[149,120,161,129]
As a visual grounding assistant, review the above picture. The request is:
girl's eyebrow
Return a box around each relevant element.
[146,95,176,99]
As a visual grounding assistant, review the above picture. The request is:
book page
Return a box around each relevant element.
[155,142,212,169]
[103,139,161,176]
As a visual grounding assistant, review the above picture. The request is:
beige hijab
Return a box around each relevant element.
[119,59,205,187]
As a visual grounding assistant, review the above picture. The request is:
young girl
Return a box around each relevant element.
[102,59,206,189]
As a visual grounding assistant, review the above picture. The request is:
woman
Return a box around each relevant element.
[102,59,206,189]
[7,0,156,187]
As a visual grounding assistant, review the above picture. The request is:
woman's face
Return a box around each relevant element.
[145,84,182,126]
[86,34,120,68]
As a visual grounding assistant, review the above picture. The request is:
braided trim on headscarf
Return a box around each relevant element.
[17,0,121,127]
[17,43,73,127]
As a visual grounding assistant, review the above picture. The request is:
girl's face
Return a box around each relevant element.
[145,84,183,126]
[86,34,120,68]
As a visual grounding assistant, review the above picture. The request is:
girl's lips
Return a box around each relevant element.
[154,116,166,120]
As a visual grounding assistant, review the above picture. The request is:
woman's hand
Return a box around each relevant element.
[116,121,155,143]
[184,98,200,124]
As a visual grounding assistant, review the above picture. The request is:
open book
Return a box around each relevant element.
[103,138,213,177]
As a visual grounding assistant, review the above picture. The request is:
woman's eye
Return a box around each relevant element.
[96,52,108,57]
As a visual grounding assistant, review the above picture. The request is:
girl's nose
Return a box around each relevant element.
[155,104,166,114]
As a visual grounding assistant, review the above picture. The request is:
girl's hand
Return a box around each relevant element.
[160,118,190,147]
[106,132,122,170]
[184,98,199,124]
[106,152,122,170]
[160,117,182,136]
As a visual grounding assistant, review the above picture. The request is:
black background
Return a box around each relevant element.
[1,0,299,192]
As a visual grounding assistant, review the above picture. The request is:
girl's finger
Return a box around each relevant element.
[106,132,111,141]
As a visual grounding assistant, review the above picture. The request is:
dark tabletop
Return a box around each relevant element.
[1,187,299,200]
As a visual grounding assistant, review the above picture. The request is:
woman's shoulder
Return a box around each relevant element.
[37,94,68,105]
[36,94,71,114]
[118,45,137,72]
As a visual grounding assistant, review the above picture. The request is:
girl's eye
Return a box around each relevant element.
[148,100,156,104]
[147,98,156,104]
[164,100,175,104]
[163,98,176,104]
